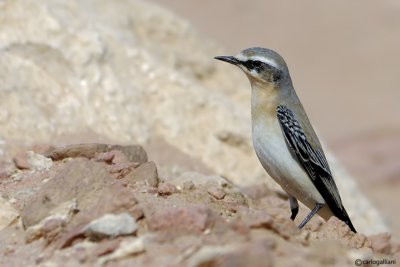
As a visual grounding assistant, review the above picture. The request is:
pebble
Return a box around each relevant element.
[83,213,138,241]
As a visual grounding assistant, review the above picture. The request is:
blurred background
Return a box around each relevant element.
[150,0,400,237]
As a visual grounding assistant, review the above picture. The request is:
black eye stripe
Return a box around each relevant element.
[243,60,264,70]
[251,60,262,68]
[243,59,281,72]
[241,59,284,82]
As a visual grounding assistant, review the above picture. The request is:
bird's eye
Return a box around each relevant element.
[251,60,262,69]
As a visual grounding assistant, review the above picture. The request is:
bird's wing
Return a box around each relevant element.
[276,105,341,206]
[276,105,356,232]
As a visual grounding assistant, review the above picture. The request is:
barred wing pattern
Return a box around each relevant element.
[276,105,356,233]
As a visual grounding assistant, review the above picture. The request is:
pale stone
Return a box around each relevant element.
[26,151,53,171]
[83,213,138,240]
[0,197,19,230]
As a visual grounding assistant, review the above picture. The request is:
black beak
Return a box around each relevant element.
[214,56,240,65]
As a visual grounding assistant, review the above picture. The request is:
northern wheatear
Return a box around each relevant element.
[215,47,356,232]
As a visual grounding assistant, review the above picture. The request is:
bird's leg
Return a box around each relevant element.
[298,203,323,229]
[289,195,299,221]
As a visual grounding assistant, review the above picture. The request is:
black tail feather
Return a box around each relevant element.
[331,205,357,233]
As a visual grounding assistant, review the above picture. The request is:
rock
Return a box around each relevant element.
[25,199,78,243]
[131,206,145,221]
[240,183,273,202]
[183,181,195,191]
[21,158,111,227]
[313,217,370,249]
[26,151,53,171]
[113,145,148,164]
[0,161,16,179]
[41,218,66,243]
[25,217,66,244]
[305,240,353,267]
[109,150,130,164]
[168,172,247,205]
[91,183,139,215]
[94,150,132,165]
[157,182,177,195]
[93,239,121,257]
[186,244,239,267]
[216,241,275,267]
[207,187,226,200]
[97,237,145,266]
[171,172,229,188]
[0,197,19,230]
[320,216,353,238]
[187,241,274,267]
[83,213,138,241]
[13,152,30,170]
[56,182,139,248]
[45,144,147,164]
[108,162,139,179]
[108,162,139,173]
[14,150,52,171]
[147,205,212,234]
[95,150,139,178]
[369,233,392,254]
[237,207,273,229]
[348,233,370,250]
[125,161,159,187]
[30,144,55,155]
[271,220,299,241]
[94,151,117,164]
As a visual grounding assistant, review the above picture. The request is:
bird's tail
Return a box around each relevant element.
[335,206,357,233]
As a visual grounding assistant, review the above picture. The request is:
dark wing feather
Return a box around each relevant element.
[276,105,356,233]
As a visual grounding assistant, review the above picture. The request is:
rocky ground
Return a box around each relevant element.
[0,143,397,267]
[0,0,398,266]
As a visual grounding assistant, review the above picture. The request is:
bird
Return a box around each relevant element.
[215,47,356,233]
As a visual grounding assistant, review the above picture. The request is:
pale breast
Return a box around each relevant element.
[252,117,326,205]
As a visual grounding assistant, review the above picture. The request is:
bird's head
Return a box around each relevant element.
[215,47,291,87]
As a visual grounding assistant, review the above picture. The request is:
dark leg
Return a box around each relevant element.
[298,203,323,229]
[289,196,299,221]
